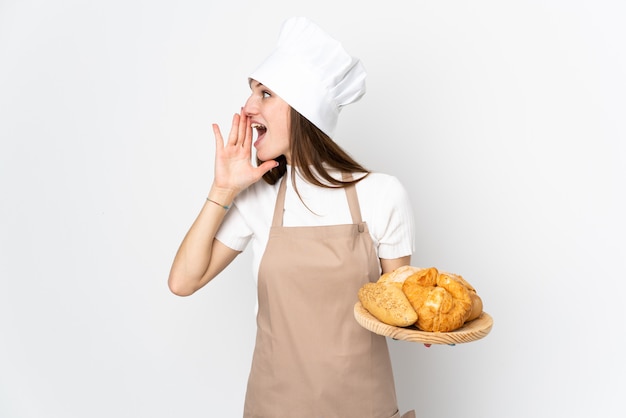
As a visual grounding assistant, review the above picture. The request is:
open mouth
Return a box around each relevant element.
[251,123,267,142]
[251,123,267,133]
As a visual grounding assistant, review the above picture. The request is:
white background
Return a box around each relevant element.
[1,1,625,417]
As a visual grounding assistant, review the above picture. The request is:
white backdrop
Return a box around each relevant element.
[1,1,625,417]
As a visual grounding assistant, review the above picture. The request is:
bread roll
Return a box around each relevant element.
[402,269,473,332]
[360,266,484,332]
[377,265,425,289]
[441,271,483,322]
[400,267,436,314]
[466,292,483,322]
[358,282,417,327]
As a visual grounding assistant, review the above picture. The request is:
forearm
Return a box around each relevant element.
[380,255,411,274]
[168,186,238,295]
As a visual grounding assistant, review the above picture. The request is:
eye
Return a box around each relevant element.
[262,90,271,99]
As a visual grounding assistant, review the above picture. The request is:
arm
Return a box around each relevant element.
[168,111,278,296]
[377,174,415,276]
[380,255,411,275]
[167,193,239,296]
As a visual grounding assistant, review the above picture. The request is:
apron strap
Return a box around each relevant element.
[342,172,363,226]
[271,171,364,227]
[271,175,289,227]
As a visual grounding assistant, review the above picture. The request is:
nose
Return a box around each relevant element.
[243,95,259,116]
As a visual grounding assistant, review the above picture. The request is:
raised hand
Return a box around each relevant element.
[211,110,278,196]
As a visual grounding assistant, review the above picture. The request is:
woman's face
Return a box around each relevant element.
[243,80,291,163]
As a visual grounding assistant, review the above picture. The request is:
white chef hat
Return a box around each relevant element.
[249,17,366,138]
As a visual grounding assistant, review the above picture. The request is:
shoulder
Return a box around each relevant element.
[356,171,415,258]
[359,171,403,185]
[356,172,414,225]
[218,178,280,244]
[230,178,281,222]
[356,172,409,199]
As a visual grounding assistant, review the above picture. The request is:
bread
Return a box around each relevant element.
[439,271,483,322]
[400,267,438,318]
[358,282,417,327]
[377,265,425,289]
[467,292,483,322]
[402,268,476,332]
[358,265,484,333]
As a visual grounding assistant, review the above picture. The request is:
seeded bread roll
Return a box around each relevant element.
[358,282,417,327]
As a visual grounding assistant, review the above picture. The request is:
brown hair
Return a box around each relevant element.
[259,108,370,189]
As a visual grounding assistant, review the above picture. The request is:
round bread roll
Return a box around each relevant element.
[358,282,417,327]
[467,292,483,322]
[377,265,424,289]
[444,271,475,292]
[440,271,483,322]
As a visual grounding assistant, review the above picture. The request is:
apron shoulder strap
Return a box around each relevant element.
[342,172,364,226]
[271,175,288,227]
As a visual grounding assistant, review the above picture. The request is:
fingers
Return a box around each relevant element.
[241,112,253,149]
[213,110,252,159]
[222,110,252,149]
[237,107,249,146]
[227,113,241,146]
[212,123,224,149]
[257,159,279,174]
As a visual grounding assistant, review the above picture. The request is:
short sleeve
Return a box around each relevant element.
[215,204,253,251]
[367,175,415,260]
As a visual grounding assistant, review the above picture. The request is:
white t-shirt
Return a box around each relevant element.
[215,167,415,281]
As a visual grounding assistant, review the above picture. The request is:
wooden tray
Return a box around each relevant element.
[354,302,493,345]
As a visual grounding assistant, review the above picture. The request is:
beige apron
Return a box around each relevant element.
[243,176,415,418]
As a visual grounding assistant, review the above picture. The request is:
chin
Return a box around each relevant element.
[256,150,283,163]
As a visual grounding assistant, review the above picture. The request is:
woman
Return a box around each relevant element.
[169,17,416,418]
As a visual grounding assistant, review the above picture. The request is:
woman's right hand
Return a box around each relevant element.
[211,110,278,196]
